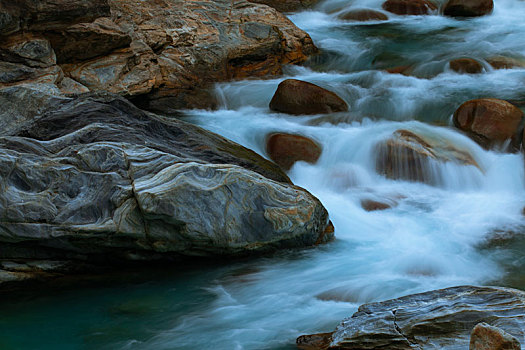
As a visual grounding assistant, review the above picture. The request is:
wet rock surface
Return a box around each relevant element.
[248,0,320,12]
[266,133,322,170]
[0,89,333,286]
[382,0,437,15]
[453,98,524,151]
[375,129,479,184]
[450,58,484,74]
[443,0,494,17]
[299,285,525,349]
[338,9,389,21]
[269,79,348,115]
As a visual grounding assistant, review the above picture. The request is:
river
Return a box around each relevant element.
[1,0,524,349]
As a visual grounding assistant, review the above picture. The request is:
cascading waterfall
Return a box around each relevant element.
[1,0,524,349]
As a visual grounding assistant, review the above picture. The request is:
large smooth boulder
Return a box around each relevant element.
[338,9,388,21]
[470,322,521,350]
[298,286,525,349]
[453,98,524,151]
[266,133,322,170]
[450,58,483,74]
[382,0,437,15]
[443,0,493,17]
[269,79,348,115]
[0,89,333,286]
[376,129,479,184]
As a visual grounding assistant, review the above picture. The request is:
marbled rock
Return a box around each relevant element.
[338,9,388,21]
[450,58,483,74]
[269,79,348,115]
[453,98,524,151]
[266,133,322,170]
[299,286,525,349]
[0,90,333,285]
[443,0,493,17]
[470,322,521,350]
[375,129,479,184]
[382,0,437,15]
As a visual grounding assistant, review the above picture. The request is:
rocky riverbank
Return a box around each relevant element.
[0,0,331,288]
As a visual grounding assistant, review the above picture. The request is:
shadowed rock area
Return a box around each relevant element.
[298,286,525,349]
[0,88,333,287]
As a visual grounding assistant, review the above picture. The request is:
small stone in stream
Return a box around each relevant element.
[450,58,483,74]
[296,332,333,350]
[385,65,413,75]
[338,9,388,21]
[487,56,525,70]
[361,199,394,211]
[443,0,493,17]
[266,133,322,170]
[269,79,348,115]
[469,322,521,350]
[382,0,437,15]
[453,98,524,151]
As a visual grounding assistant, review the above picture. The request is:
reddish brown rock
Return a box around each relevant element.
[376,129,479,184]
[361,199,394,211]
[469,323,521,350]
[266,133,322,170]
[443,0,493,17]
[453,98,524,150]
[382,0,437,15]
[338,9,388,21]
[385,65,413,75]
[297,332,333,350]
[269,79,348,115]
[450,58,483,74]
[487,56,525,70]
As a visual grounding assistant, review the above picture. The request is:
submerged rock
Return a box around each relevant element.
[338,9,389,21]
[487,56,525,70]
[266,133,322,170]
[269,79,348,115]
[298,285,525,349]
[450,58,483,74]
[375,129,479,184]
[453,98,524,151]
[0,90,333,286]
[470,322,521,350]
[361,199,396,211]
[382,0,437,15]
[443,0,493,17]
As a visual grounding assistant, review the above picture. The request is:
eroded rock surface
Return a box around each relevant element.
[266,133,322,170]
[298,286,525,349]
[0,89,333,286]
[470,322,521,350]
[0,0,317,112]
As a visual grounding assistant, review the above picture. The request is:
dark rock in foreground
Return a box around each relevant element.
[0,87,333,287]
[269,79,348,115]
[298,285,525,349]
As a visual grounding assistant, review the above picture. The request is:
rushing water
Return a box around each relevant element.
[2,0,525,349]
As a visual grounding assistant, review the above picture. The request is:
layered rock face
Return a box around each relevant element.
[0,0,317,112]
[0,88,333,284]
[298,286,525,349]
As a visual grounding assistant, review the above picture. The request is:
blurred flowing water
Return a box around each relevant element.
[2,0,525,349]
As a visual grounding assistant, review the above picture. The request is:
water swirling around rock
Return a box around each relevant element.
[1,0,525,349]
